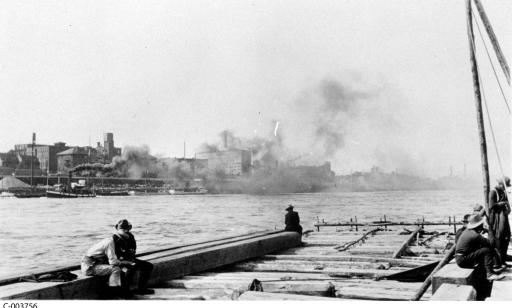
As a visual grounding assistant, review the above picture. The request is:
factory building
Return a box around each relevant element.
[57,147,89,173]
[196,149,251,176]
[13,142,68,174]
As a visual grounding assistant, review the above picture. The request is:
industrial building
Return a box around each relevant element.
[57,147,89,173]
[196,149,251,176]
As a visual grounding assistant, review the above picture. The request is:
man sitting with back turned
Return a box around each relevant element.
[285,204,303,234]
[455,213,504,281]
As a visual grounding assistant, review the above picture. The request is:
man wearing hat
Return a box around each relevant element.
[454,214,471,243]
[488,176,511,267]
[284,205,303,234]
[81,219,153,298]
[455,213,504,281]
[113,219,154,295]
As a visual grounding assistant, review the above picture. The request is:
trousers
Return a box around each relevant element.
[81,256,122,287]
[455,247,494,275]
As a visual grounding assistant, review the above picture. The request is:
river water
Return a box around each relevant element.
[0,190,482,277]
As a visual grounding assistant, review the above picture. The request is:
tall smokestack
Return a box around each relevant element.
[223,131,228,150]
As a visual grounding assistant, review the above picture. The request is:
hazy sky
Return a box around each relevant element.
[0,0,510,178]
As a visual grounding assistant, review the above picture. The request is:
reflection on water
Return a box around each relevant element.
[0,190,480,276]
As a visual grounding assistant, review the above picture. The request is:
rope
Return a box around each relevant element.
[470,31,510,202]
[472,10,511,114]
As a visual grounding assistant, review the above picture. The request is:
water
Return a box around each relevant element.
[0,190,481,277]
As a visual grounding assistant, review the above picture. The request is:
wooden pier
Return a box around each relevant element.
[0,220,474,301]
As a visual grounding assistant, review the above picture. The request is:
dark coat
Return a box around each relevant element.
[285,211,303,233]
[113,232,137,261]
[488,188,511,241]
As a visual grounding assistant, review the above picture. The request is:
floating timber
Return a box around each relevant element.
[0,219,460,301]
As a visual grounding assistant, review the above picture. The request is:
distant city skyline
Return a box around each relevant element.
[0,1,510,178]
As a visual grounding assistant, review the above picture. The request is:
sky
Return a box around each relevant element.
[0,0,510,179]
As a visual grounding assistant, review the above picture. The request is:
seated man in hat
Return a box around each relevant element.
[455,213,504,281]
[455,214,471,243]
[284,205,303,234]
[113,219,154,295]
[81,219,153,297]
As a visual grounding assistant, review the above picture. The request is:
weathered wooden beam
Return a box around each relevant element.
[412,245,456,301]
[0,231,301,299]
[392,226,422,258]
[162,279,335,297]
[472,0,510,85]
[238,291,342,301]
[430,283,476,301]
[263,254,432,267]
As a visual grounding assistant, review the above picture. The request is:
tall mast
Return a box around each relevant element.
[472,0,510,85]
[31,132,36,188]
[466,0,490,208]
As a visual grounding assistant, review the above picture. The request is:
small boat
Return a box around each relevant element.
[168,187,208,195]
[46,190,96,198]
[94,190,131,196]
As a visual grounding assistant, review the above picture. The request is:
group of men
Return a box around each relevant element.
[455,176,511,281]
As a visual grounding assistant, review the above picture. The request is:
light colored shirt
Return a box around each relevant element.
[85,236,120,265]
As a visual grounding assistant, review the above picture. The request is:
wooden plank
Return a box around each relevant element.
[431,263,474,294]
[238,291,342,301]
[228,263,402,278]
[235,259,392,270]
[335,287,413,300]
[430,283,476,301]
[135,288,235,300]
[162,279,335,297]
[0,231,301,299]
[263,254,432,267]
[392,226,422,258]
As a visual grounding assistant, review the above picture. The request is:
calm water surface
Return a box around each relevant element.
[0,190,481,276]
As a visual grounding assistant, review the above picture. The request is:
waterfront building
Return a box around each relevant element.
[14,142,69,174]
[196,149,251,176]
[57,147,89,173]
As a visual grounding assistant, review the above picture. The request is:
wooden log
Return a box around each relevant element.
[135,288,235,300]
[392,226,422,258]
[412,245,456,301]
[228,263,402,278]
[0,231,301,300]
[473,0,510,85]
[162,279,335,297]
[263,254,432,267]
[238,291,342,301]
[430,283,476,301]
[334,228,382,251]
[232,260,393,271]
[335,287,414,300]
[237,259,392,270]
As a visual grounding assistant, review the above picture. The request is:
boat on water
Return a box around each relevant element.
[46,182,96,198]
[168,187,208,195]
[94,190,131,197]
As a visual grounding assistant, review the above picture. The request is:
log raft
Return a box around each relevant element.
[0,220,460,301]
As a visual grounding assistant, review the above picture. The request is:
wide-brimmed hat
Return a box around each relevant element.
[115,219,132,231]
[467,214,484,229]
[286,204,294,211]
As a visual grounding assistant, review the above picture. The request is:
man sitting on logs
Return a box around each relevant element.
[455,213,505,281]
[81,219,154,298]
[113,219,154,295]
[285,204,303,234]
